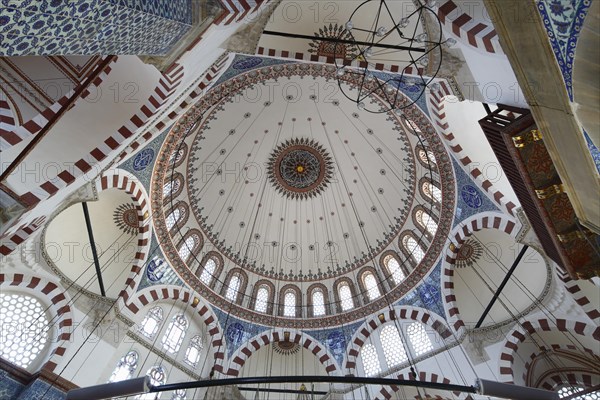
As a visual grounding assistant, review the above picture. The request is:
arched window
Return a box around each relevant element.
[165,208,181,231]
[137,366,167,400]
[363,272,381,301]
[108,351,138,383]
[283,291,296,317]
[254,285,269,313]
[162,314,188,354]
[199,257,217,285]
[406,322,433,356]
[422,180,442,203]
[169,146,186,166]
[557,385,598,399]
[0,293,49,369]
[140,306,163,338]
[184,335,203,367]
[380,325,408,368]
[415,209,438,236]
[178,234,200,262]
[163,178,181,198]
[338,283,354,311]
[312,289,326,316]
[418,148,437,167]
[402,235,425,263]
[225,274,241,302]
[360,343,381,377]
[384,254,405,284]
[171,389,187,400]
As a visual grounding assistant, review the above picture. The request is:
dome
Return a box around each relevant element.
[151,63,456,328]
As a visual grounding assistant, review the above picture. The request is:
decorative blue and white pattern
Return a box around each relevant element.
[396,260,446,320]
[132,148,155,171]
[451,157,499,228]
[0,0,192,56]
[536,0,591,101]
[584,130,600,174]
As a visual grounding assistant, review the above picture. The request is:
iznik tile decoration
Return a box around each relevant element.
[211,308,269,358]
[396,260,446,320]
[137,236,185,292]
[584,130,600,174]
[536,0,599,174]
[0,374,66,400]
[0,370,24,400]
[0,0,193,56]
[536,0,591,101]
[305,321,363,366]
[451,156,499,228]
[119,124,173,191]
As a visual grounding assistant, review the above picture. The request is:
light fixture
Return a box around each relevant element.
[332,0,451,114]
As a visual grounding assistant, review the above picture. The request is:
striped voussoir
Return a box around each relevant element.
[97,170,152,304]
[522,347,597,386]
[537,372,599,392]
[124,286,226,374]
[0,272,73,373]
[225,329,341,377]
[437,0,502,54]
[556,268,600,324]
[344,306,453,377]
[427,87,518,217]
[217,0,267,25]
[442,212,518,332]
[374,371,472,400]
[18,61,182,211]
[498,318,600,383]
[0,216,46,256]
[0,97,17,139]
[116,56,228,163]
[256,47,424,75]
[0,57,117,151]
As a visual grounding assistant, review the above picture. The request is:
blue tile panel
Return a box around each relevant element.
[536,0,599,174]
[0,370,67,400]
[395,260,445,321]
[536,0,591,101]
[450,156,500,228]
[0,0,192,56]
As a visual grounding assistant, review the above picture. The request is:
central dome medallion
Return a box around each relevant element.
[268,138,334,200]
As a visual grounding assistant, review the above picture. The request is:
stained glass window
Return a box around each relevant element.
[254,286,269,313]
[384,255,405,284]
[140,306,163,338]
[360,343,381,377]
[406,322,433,356]
[108,351,138,383]
[163,178,181,198]
[162,314,188,354]
[416,209,438,236]
[283,291,296,317]
[0,293,48,369]
[178,235,198,262]
[137,366,167,399]
[171,389,187,400]
[199,258,216,285]
[557,385,598,399]
[225,275,241,301]
[339,283,354,311]
[380,325,408,368]
[312,289,326,316]
[165,208,181,231]
[184,335,203,367]
[403,235,425,263]
[363,272,381,301]
[423,181,442,203]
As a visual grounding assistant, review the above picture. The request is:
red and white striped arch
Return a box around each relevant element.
[0,57,117,151]
[0,272,74,373]
[225,328,341,377]
[441,212,518,333]
[427,85,518,217]
[115,55,230,164]
[373,371,473,400]
[498,317,600,383]
[96,169,152,304]
[0,216,46,256]
[437,0,502,54]
[555,267,600,324]
[124,285,226,375]
[344,306,453,377]
[216,0,270,26]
